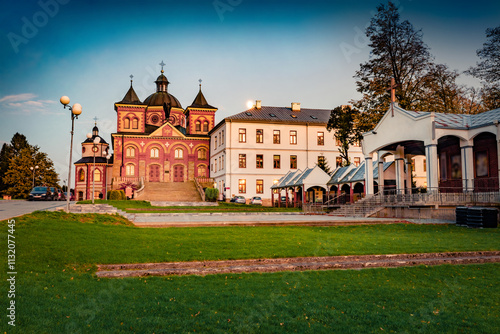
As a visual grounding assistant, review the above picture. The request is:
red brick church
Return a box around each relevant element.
[74,62,217,200]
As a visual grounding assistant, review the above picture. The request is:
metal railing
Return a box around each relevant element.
[194,177,206,202]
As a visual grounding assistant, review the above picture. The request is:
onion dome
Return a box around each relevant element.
[143,65,182,108]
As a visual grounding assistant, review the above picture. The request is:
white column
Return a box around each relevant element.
[405,155,413,194]
[395,146,405,194]
[425,144,439,192]
[378,152,385,194]
[365,155,374,195]
[460,143,474,192]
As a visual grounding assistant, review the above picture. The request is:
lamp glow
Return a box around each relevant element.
[246,100,253,109]
[60,96,70,105]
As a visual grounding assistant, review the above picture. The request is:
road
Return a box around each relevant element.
[0,200,71,221]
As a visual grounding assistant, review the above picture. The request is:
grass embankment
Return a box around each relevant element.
[1,211,499,333]
[77,199,301,213]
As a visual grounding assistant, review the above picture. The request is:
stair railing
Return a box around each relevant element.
[194,177,206,202]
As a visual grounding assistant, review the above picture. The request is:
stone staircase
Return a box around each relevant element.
[136,181,203,202]
[329,195,385,217]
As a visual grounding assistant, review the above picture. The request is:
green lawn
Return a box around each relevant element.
[77,199,301,213]
[1,211,499,333]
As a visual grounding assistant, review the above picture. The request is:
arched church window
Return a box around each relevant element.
[124,117,130,129]
[195,121,201,132]
[198,148,207,160]
[175,148,183,159]
[82,147,86,154]
[150,148,160,158]
[203,121,209,132]
[132,118,139,129]
[94,169,101,182]
[126,147,135,157]
[197,165,207,177]
[126,164,135,176]
[78,169,85,182]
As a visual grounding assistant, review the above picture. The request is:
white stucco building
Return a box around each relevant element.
[209,101,364,205]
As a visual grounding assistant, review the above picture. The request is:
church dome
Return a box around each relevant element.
[143,91,182,108]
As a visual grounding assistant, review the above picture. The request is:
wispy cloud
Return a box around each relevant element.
[0,93,62,115]
[0,93,37,103]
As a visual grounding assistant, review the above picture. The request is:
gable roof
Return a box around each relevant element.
[395,104,500,130]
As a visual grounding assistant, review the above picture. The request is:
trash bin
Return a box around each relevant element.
[466,207,499,228]
[482,208,498,228]
[455,206,468,226]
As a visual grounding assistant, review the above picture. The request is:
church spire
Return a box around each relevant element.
[189,79,216,109]
[155,60,170,92]
[118,74,141,104]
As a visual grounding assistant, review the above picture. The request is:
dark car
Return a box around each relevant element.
[28,186,52,201]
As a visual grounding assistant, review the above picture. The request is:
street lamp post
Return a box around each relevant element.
[30,165,39,188]
[105,153,111,200]
[60,96,82,213]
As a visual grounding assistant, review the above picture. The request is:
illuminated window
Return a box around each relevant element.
[78,169,85,181]
[195,121,201,132]
[317,132,324,145]
[132,118,138,129]
[238,179,246,193]
[423,159,427,172]
[239,154,246,168]
[94,169,101,182]
[354,157,360,167]
[290,155,297,169]
[256,179,263,194]
[256,154,263,168]
[239,128,246,143]
[126,164,135,176]
[150,148,159,158]
[197,165,206,177]
[273,130,280,144]
[124,117,130,129]
[353,140,360,147]
[256,129,263,143]
[175,148,183,159]
[336,157,342,167]
[198,148,207,160]
[290,130,297,145]
[335,137,341,146]
[126,147,135,157]
[273,155,280,169]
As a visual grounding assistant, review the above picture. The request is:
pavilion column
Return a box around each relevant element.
[349,182,354,203]
[460,143,474,192]
[425,144,439,192]
[364,155,374,195]
[405,155,413,194]
[378,153,385,195]
[271,191,274,207]
[395,145,405,194]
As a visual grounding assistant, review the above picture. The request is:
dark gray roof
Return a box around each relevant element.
[74,156,113,164]
[227,106,331,124]
[189,87,216,109]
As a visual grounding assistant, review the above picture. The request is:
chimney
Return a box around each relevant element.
[291,102,301,112]
[255,100,261,110]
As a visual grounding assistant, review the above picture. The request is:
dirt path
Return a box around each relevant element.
[96,251,500,278]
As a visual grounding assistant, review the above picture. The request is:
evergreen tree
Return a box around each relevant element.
[0,143,12,194]
[317,157,332,175]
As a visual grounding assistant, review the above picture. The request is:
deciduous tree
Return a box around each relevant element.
[327,105,362,167]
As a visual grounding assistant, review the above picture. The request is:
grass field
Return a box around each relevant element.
[77,200,301,213]
[1,211,499,333]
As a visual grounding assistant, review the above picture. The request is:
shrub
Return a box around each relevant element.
[119,190,126,200]
[205,188,219,202]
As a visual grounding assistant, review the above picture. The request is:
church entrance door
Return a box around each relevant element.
[149,165,160,182]
[173,165,184,182]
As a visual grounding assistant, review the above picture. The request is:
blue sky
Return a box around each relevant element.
[1,0,499,184]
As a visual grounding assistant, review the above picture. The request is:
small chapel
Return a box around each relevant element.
[111,63,217,186]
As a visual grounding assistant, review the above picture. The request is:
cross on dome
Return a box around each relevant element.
[159,60,166,73]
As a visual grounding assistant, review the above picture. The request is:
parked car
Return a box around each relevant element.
[280,196,288,204]
[250,196,262,205]
[232,196,246,204]
[28,186,52,201]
